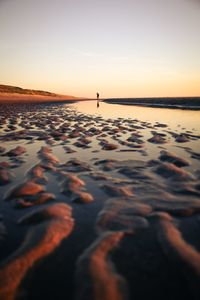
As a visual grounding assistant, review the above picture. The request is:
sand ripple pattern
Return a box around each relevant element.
[0,102,200,299]
[0,203,74,300]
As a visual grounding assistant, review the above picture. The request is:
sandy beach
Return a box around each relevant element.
[0,93,82,105]
[1,0,200,297]
[0,101,200,300]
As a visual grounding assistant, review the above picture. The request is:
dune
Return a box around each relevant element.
[0,84,82,103]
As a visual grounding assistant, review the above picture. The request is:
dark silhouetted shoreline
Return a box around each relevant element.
[104,97,200,110]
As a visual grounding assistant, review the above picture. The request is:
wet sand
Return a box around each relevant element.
[0,102,200,300]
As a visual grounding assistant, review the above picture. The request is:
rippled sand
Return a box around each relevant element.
[0,102,200,300]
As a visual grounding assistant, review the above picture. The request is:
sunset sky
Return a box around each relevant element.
[0,0,200,98]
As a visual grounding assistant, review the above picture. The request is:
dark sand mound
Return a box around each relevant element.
[104,97,200,110]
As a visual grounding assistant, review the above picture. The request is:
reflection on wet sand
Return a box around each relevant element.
[0,101,200,300]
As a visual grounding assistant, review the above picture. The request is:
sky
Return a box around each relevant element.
[0,0,200,98]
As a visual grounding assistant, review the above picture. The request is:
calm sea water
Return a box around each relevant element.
[70,100,200,132]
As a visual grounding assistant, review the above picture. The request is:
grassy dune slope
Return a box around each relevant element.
[0,84,80,103]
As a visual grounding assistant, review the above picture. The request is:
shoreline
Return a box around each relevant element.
[1,91,200,110]
[104,97,200,110]
[0,94,96,105]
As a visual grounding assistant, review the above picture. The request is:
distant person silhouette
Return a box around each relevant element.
[96,92,100,108]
